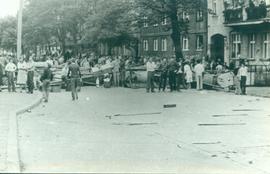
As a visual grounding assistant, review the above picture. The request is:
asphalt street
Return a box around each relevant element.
[17,87,270,173]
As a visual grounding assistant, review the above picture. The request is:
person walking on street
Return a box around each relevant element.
[194,59,205,90]
[5,59,17,92]
[158,58,168,92]
[168,58,179,92]
[40,64,53,102]
[26,57,35,94]
[184,61,193,89]
[17,58,27,92]
[239,62,248,95]
[68,59,81,100]
[146,58,156,93]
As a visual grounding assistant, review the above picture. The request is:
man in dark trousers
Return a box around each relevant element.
[68,59,81,100]
[40,64,53,102]
[158,58,168,92]
[168,58,179,92]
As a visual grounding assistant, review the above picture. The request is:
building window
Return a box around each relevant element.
[196,35,203,51]
[143,40,149,51]
[182,11,190,22]
[143,16,148,27]
[162,15,167,25]
[161,38,167,51]
[182,36,189,51]
[212,0,217,14]
[265,0,270,5]
[196,10,203,22]
[263,33,269,59]
[154,39,159,51]
[232,34,241,58]
[249,34,256,59]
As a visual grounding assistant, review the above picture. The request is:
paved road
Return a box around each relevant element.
[18,87,270,173]
[0,91,39,172]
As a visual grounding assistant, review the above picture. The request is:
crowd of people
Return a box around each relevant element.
[0,52,249,104]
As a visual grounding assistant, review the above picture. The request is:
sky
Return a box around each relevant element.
[0,0,19,18]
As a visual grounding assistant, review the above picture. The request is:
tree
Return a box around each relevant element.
[0,16,17,52]
[137,0,206,61]
[82,0,138,55]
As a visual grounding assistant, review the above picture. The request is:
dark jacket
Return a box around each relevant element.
[40,68,53,82]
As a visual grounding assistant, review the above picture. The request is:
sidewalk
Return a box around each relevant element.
[247,87,270,98]
[0,91,41,172]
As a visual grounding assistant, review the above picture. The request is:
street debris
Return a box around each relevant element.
[163,104,176,108]
[114,112,161,117]
[193,141,221,145]
[105,115,112,119]
[27,109,31,113]
[249,161,253,164]
[112,122,158,126]
[232,109,262,112]
[177,145,181,149]
[128,122,158,126]
[211,155,217,158]
[212,114,248,117]
[198,123,246,126]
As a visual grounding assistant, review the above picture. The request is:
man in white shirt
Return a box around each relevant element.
[146,58,157,92]
[5,58,17,92]
[238,62,248,95]
[194,59,205,90]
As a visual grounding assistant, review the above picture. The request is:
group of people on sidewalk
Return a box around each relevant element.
[146,58,205,93]
[0,57,36,93]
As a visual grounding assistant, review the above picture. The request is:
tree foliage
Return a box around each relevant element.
[137,0,206,61]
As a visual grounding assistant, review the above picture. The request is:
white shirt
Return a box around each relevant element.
[194,63,204,76]
[239,66,248,76]
[184,64,192,73]
[17,62,27,70]
[5,62,17,72]
[146,61,156,72]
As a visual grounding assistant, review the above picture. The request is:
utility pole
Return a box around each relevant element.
[17,0,23,60]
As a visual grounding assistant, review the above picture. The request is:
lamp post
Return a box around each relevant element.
[17,0,23,60]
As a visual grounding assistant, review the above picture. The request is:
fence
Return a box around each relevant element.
[247,65,270,86]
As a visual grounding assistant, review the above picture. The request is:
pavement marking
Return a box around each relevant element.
[212,114,248,117]
[198,123,246,126]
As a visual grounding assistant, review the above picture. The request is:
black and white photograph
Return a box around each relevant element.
[0,0,270,173]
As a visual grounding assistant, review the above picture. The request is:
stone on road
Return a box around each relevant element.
[18,87,270,173]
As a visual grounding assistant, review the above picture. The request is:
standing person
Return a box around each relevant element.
[68,59,81,101]
[176,60,186,91]
[146,58,156,93]
[17,58,27,92]
[0,62,4,92]
[5,59,17,92]
[168,58,179,92]
[119,58,126,87]
[158,58,168,92]
[184,61,193,89]
[194,59,205,90]
[238,61,248,95]
[233,64,241,95]
[40,64,53,102]
[26,57,35,94]
[112,57,120,87]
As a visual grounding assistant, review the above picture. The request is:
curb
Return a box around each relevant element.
[6,93,43,173]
